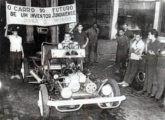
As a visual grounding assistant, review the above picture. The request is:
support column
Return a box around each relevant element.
[153,1,161,30]
[157,0,164,32]
[50,0,59,44]
[26,0,34,43]
[109,0,119,40]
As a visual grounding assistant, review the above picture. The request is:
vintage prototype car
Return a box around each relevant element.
[22,42,126,119]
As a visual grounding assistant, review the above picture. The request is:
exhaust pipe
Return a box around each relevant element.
[30,70,42,83]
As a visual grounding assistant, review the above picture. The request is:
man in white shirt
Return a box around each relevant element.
[5,25,24,79]
[118,31,145,87]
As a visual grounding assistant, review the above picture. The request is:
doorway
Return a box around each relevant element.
[117,1,156,38]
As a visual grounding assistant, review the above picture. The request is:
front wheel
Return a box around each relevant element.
[98,79,121,108]
[38,84,50,119]
[21,58,29,82]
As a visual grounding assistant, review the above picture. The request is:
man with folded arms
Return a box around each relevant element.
[138,29,159,97]
[118,31,145,87]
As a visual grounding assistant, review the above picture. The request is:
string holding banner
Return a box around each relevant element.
[6,2,77,26]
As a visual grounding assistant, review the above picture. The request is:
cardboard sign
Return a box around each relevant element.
[6,2,77,26]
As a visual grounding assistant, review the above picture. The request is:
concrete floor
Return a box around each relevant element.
[0,57,165,120]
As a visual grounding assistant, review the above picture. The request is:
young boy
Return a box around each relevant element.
[61,33,74,49]
[74,24,89,69]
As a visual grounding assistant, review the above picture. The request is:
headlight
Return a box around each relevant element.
[61,88,72,99]
[101,84,113,96]
[53,74,59,79]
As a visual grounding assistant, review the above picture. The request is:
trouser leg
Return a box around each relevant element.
[116,51,123,70]
[15,52,22,75]
[121,55,127,69]
[146,61,153,94]
[86,46,90,65]
[116,49,120,65]
[116,54,121,70]
[10,52,15,75]
[148,58,157,95]
[116,50,127,70]
[84,51,90,70]
[151,60,158,96]
[151,73,158,96]
[146,67,153,94]
[123,60,132,81]
[94,43,98,62]
[155,68,165,99]
[143,57,156,93]
[124,60,139,85]
[89,45,96,64]
[91,48,95,63]
[143,60,148,91]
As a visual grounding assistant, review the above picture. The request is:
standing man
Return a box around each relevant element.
[123,23,134,41]
[139,29,159,97]
[5,25,24,79]
[122,23,134,65]
[65,22,77,39]
[115,29,129,74]
[86,23,99,65]
[155,40,165,101]
[74,24,89,69]
[118,31,145,87]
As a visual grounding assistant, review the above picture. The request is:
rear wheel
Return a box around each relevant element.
[38,84,50,119]
[98,79,120,108]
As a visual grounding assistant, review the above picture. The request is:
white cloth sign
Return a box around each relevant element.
[6,2,77,26]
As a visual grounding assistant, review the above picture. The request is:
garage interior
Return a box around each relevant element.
[0,0,165,120]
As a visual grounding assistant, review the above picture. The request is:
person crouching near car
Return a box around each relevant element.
[118,31,145,87]
[4,25,24,80]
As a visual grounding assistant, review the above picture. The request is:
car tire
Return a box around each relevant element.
[21,58,29,82]
[131,71,145,91]
[107,79,121,97]
[39,84,50,119]
[98,79,121,108]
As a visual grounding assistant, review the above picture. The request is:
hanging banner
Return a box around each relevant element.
[6,2,77,26]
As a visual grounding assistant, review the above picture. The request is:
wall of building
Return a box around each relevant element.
[118,0,156,37]
[77,0,113,39]
[98,0,157,59]
[98,40,117,61]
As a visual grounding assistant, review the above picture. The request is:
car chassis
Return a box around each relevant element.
[22,42,126,118]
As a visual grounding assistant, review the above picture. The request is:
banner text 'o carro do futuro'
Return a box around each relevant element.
[6,2,77,26]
